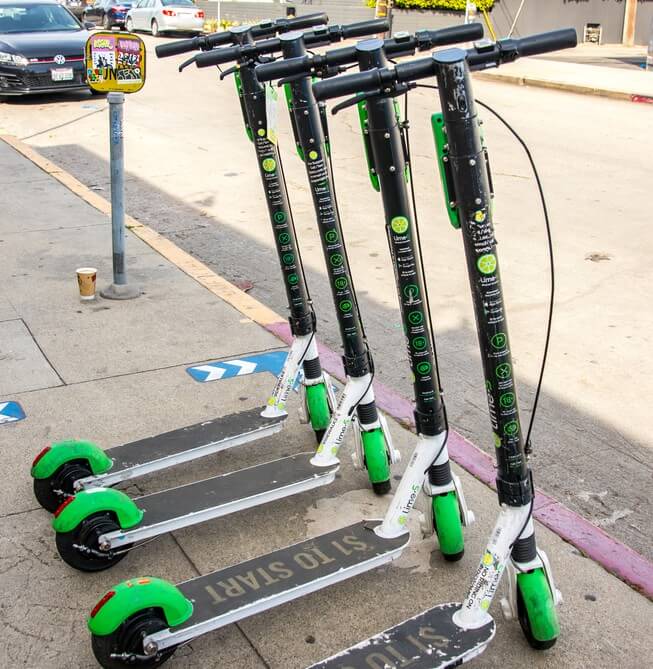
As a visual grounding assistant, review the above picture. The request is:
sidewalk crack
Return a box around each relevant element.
[21,318,66,386]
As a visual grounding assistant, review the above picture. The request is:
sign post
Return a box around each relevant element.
[85,31,146,300]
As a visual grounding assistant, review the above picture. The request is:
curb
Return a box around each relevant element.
[3,133,652,600]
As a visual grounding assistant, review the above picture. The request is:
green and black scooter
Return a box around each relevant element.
[82,23,487,668]
[41,18,397,573]
[306,27,577,667]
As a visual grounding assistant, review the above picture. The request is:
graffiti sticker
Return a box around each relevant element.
[85,32,146,94]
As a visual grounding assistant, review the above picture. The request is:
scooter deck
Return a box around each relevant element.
[308,603,496,669]
[106,453,339,546]
[148,521,409,649]
[85,407,285,486]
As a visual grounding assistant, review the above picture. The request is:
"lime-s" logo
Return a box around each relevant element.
[477,253,497,275]
[262,158,276,173]
[391,216,409,234]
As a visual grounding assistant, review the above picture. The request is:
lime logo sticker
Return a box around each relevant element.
[398,515,407,526]
[477,253,497,275]
[481,599,491,611]
[257,128,266,137]
[412,337,427,351]
[288,274,299,286]
[325,230,338,243]
[339,300,353,313]
[391,216,409,234]
[278,232,290,244]
[493,432,501,448]
[262,158,276,173]
[334,277,348,290]
[308,150,318,160]
[416,362,431,375]
[403,284,419,300]
[274,212,287,224]
[408,311,423,325]
[499,392,515,408]
[330,254,344,267]
[474,210,486,223]
[491,332,507,349]
[282,253,294,265]
[495,363,511,380]
[504,420,519,437]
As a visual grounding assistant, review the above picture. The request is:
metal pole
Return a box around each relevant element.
[101,92,139,300]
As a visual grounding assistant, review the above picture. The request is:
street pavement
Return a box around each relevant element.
[1,137,651,669]
[2,33,650,561]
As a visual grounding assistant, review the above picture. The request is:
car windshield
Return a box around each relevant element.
[0,3,81,33]
[161,0,194,5]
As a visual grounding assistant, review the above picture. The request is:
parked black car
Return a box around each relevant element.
[0,0,94,97]
[82,0,131,29]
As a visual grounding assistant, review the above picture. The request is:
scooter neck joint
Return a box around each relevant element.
[414,406,446,437]
[496,474,532,507]
[342,350,372,378]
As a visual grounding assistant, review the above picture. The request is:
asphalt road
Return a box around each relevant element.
[1,33,651,561]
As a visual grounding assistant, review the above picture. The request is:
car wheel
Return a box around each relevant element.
[151,19,159,37]
[126,17,133,31]
[102,14,110,29]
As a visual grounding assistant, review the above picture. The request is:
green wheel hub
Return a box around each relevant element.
[361,428,391,495]
[305,383,331,438]
[516,568,560,649]
[432,491,464,561]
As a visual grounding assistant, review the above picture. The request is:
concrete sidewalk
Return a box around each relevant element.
[0,138,650,669]
[474,44,653,101]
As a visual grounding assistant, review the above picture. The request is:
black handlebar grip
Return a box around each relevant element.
[313,68,382,101]
[155,36,202,58]
[341,18,390,39]
[280,12,329,31]
[195,44,242,68]
[395,55,436,83]
[515,28,577,58]
[255,55,312,82]
[422,21,484,48]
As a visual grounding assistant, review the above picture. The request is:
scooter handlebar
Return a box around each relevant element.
[513,28,577,58]
[194,44,243,68]
[340,18,389,39]
[274,12,329,33]
[313,68,385,101]
[255,55,313,82]
[415,22,484,50]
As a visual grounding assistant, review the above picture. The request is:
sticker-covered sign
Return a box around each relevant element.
[85,32,146,94]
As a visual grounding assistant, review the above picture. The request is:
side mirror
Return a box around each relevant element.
[84,21,95,29]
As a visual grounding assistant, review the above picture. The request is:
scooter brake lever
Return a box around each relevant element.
[331,89,381,115]
[178,55,197,72]
[278,72,308,87]
[219,65,239,80]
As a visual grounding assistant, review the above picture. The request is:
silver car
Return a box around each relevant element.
[125,0,203,36]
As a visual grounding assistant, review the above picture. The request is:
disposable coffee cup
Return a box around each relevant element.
[76,267,97,301]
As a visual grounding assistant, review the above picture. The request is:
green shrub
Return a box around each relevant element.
[366,0,495,10]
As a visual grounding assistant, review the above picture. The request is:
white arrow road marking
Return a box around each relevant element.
[191,365,227,382]
[0,403,13,423]
[228,360,258,376]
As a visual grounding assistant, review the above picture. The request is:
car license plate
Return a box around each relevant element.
[51,68,74,82]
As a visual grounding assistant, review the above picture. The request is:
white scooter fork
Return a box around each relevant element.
[262,334,316,418]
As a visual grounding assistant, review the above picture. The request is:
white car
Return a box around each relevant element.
[126,0,203,37]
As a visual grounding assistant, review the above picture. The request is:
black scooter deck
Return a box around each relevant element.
[104,407,285,474]
[132,453,338,528]
[308,603,495,669]
[167,521,408,639]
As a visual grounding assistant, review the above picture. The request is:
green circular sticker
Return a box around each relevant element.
[412,337,427,351]
[499,392,515,408]
[325,230,338,243]
[403,284,419,300]
[257,129,266,137]
[408,311,423,325]
[262,158,276,173]
[416,361,431,375]
[504,420,519,437]
[495,363,511,380]
[334,277,348,290]
[491,332,507,349]
[477,253,497,275]
[288,273,299,285]
[339,300,352,312]
[278,232,290,244]
[308,150,318,160]
[274,212,287,224]
[391,216,409,235]
[330,253,344,267]
[282,253,294,265]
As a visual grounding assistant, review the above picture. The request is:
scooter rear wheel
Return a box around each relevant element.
[33,460,92,512]
[92,608,177,668]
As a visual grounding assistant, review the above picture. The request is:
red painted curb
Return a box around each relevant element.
[631,95,653,104]
[265,320,653,599]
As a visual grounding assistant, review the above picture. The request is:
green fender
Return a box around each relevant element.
[52,488,143,533]
[31,440,112,480]
[88,577,193,636]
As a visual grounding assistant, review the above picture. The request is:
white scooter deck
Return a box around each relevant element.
[145,521,409,651]
[308,603,495,668]
[79,407,286,488]
[103,453,339,548]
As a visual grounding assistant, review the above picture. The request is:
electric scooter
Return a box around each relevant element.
[45,19,392,573]
[306,27,577,666]
[30,13,335,517]
[82,26,488,669]
[255,22,485,561]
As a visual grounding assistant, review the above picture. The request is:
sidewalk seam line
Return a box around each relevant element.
[20,318,67,387]
[3,134,651,601]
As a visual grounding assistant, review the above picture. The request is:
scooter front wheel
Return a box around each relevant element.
[92,608,177,668]
[56,512,129,572]
[33,460,92,512]
[361,428,391,495]
[516,568,560,650]
[432,491,464,561]
[306,383,331,445]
